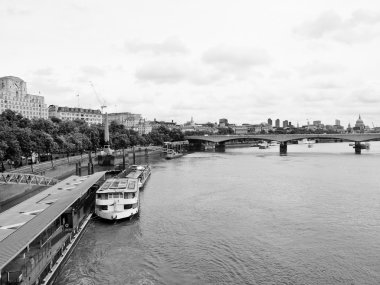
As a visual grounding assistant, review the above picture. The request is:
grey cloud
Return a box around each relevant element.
[125,37,188,55]
[351,87,380,103]
[294,10,380,44]
[34,68,54,76]
[309,80,342,89]
[135,62,186,84]
[298,61,345,77]
[135,60,224,85]
[29,79,73,99]
[81,66,105,77]
[202,46,270,71]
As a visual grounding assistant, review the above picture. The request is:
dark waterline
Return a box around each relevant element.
[54,142,380,285]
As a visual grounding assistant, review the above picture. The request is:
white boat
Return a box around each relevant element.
[166,149,184,159]
[95,177,139,220]
[126,164,151,188]
[258,141,269,149]
[298,138,316,145]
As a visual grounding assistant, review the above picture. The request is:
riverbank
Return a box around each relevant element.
[0,146,163,212]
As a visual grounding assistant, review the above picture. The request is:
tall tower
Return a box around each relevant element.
[104,112,110,144]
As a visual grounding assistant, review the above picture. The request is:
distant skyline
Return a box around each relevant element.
[1,0,380,127]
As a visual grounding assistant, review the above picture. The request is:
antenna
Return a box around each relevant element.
[76,94,80,108]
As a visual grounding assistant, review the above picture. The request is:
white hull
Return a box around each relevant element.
[95,207,138,220]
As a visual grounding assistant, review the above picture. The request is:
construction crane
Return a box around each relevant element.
[89,81,107,113]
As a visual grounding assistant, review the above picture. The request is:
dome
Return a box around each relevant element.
[355,115,365,128]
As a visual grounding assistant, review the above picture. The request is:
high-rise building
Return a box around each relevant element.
[313,120,321,126]
[0,76,48,119]
[267,118,272,126]
[335,119,341,126]
[283,120,288,128]
[275,119,280,128]
[48,105,102,124]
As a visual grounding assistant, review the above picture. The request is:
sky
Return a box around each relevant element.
[1,0,380,127]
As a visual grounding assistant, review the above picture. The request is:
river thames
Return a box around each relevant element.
[55,142,380,285]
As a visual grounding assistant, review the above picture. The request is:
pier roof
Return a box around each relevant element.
[0,172,106,270]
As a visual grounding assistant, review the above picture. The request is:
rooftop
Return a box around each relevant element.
[0,171,106,270]
[0,76,25,82]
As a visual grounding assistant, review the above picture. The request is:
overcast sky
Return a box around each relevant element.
[1,0,380,126]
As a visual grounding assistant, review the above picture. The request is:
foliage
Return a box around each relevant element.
[0,109,184,164]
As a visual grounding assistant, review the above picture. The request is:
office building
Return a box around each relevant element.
[0,76,48,119]
[48,105,102,124]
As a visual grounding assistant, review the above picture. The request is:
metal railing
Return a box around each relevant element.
[0,172,59,186]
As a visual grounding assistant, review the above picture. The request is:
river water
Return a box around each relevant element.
[55,142,380,285]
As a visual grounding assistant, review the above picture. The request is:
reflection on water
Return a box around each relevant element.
[55,142,380,285]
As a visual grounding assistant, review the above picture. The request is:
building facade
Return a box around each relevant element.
[0,76,48,119]
[106,112,142,129]
[48,105,102,124]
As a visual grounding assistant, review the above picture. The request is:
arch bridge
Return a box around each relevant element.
[185,133,380,155]
[0,173,59,186]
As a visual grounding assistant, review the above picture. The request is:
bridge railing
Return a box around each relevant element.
[0,173,59,186]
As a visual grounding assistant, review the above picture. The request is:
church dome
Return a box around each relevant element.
[355,115,364,128]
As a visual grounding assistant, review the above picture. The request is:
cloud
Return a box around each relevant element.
[81,66,105,77]
[308,80,342,89]
[298,61,345,77]
[202,45,270,72]
[125,37,188,55]
[294,10,380,44]
[135,61,186,84]
[134,59,224,85]
[351,87,380,103]
[34,68,54,76]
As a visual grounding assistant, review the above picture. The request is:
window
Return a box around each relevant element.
[98,205,108,211]
[128,181,136,189]
[124,204,132,210]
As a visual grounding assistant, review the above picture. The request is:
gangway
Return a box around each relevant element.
[0,172,59,186]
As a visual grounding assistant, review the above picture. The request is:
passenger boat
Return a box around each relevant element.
[258,141,269,149]
[126,164,151,188]
[95,177,139,220]
[166,149,184,159]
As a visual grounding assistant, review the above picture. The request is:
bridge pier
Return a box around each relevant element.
[354,142,361,155]
[280,142,287,156]
[215,142,225,152]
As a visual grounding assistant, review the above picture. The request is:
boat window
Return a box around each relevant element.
[101,181,112,190]
[110,181,119,188]
[124,192,134,199]
[124,204,132,209]
[98,205,108,210]
[97,194,101,199]
[102,194,108,200]
[128,181,136,189]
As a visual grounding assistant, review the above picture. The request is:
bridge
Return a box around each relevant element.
[0,173,59,186]
[185,133,380,155]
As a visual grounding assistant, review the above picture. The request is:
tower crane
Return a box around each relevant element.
[89,81,107,113]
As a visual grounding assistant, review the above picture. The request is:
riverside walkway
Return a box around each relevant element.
[185,133,380,155]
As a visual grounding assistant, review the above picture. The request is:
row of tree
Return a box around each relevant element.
[0,110,184,167]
